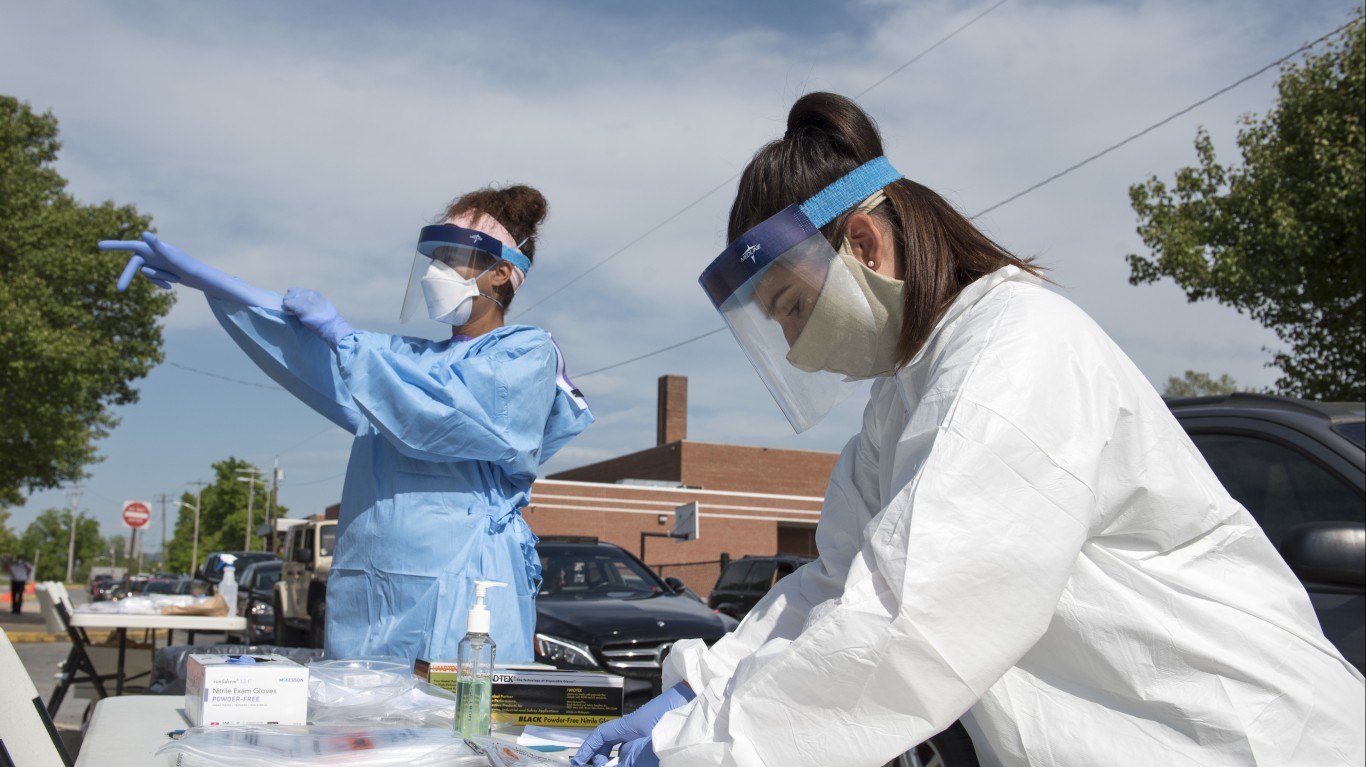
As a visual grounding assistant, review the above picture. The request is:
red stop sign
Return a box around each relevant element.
[122,501,151,528]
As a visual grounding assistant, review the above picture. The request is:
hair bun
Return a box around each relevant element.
[785,92,883,163]
[442,184,549,259]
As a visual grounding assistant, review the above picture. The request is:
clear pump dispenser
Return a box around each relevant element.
[456,580,505,738]
[218,554,238,618]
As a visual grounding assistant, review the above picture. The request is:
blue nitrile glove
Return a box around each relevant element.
[282,288,356,350]
[571,683,694,766]
[99,232,282,310]
[613,737,659,767]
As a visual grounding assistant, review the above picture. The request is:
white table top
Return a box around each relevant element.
[69,611,248,631]
[74,695,189,767]
[75,695,577,766]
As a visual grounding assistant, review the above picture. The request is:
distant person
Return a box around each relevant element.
[573,92,1364,767]
[7,556,32,614]
[102,184,593,664]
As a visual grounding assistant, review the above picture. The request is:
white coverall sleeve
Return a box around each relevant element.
[653,385,1102,766]
[663,390,891,693]
[209,298,363,433]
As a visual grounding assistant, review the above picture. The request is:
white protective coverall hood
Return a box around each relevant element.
[655,266,1365,766]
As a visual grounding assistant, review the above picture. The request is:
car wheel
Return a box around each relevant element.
[309,598,326,650]
[272,593,306,647]
[890,720,979,767]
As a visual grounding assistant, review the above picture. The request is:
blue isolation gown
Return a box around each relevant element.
[210,298,593,663]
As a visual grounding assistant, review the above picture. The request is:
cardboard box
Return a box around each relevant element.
[414,660,623,728]
[185,653,310,726]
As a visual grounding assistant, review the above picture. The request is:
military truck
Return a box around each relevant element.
[272,517,336,648]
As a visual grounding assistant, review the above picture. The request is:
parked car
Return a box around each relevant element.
[1169,393,1365,672]
[230,560,283,644]
[142,576,193,595]
[88,574,117,601]
[273,518,337,648]
[707,554,814,619]
[533,537,737,712]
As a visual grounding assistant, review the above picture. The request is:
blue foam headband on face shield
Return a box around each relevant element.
[799,156,902,227]
[700,156,902,308]
[417,224,532,275]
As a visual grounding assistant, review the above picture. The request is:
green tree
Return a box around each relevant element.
[1128,12,1364,400]
[0,509,19,558]
[0,96,172,506]
[1163,370,1241,398]
[163,458,288,574]
[19,508,103,582]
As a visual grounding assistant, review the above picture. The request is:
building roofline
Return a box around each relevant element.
[532,476,825,503]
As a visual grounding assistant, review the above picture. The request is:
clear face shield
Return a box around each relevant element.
[400,224,531,325]
[699,157,904,433]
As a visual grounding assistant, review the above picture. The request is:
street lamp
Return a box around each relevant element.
[179,501,201,577]
[236,471,259,552]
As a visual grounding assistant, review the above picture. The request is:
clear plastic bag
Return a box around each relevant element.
[155,725,487,766]
[78,594,204,614]
[306,657,457,729]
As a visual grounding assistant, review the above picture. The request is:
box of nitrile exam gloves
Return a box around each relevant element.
[414,660,624,727]
[185,653,310,726]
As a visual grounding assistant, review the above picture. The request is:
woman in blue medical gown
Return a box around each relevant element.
[104,184,593,664]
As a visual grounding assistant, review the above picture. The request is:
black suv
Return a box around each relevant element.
[533,537,738,711]
[1169,393,1364,672]
[708,554,814,620]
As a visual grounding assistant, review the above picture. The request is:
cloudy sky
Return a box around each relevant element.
[4,0,1358,545]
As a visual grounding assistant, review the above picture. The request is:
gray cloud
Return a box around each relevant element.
[3,0,1355,533]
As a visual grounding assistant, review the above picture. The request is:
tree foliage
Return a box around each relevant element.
[19,508,103,582]
[162,458,288,574]
[1128,12,1364,400]
[0,95,173,507]
[1163,370,1240,398]
[0,509,19,559]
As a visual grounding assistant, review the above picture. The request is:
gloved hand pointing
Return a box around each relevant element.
[283,288,356,350]
[99,232,282,310]
[571,683,694,766]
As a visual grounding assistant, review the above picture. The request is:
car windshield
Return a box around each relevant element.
[538,548,666,600]
[253,568,281,590]
[143,580,175,594]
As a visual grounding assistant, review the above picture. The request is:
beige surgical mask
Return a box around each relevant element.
[785,191,905,378]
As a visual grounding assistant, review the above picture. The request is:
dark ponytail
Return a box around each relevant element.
[442,184,550,308]
[729,92,1043,365]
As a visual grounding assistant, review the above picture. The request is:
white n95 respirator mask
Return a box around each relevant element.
[420,260,490,326]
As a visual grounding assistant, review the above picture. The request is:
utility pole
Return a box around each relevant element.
[155,492,173,569]
[268,458,282,554]
[65,483,82,583]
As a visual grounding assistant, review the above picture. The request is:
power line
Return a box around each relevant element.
[285,470,346,488]
[855,0,1011,99]
[514,0,1012,321]
[168,361,281,390]
[577,327,726,378]
[568,17,1355,379]
[972,19,1355,219]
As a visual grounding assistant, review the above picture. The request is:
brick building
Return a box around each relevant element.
[527,375,839,598]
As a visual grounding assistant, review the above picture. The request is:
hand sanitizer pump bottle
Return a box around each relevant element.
[219,554,238,618]
[456,580,506,738]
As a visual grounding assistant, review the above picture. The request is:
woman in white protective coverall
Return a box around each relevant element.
[102,185,593,665]
[572,93,1364,767]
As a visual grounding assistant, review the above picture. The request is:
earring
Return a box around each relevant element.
[866,260,875,267]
